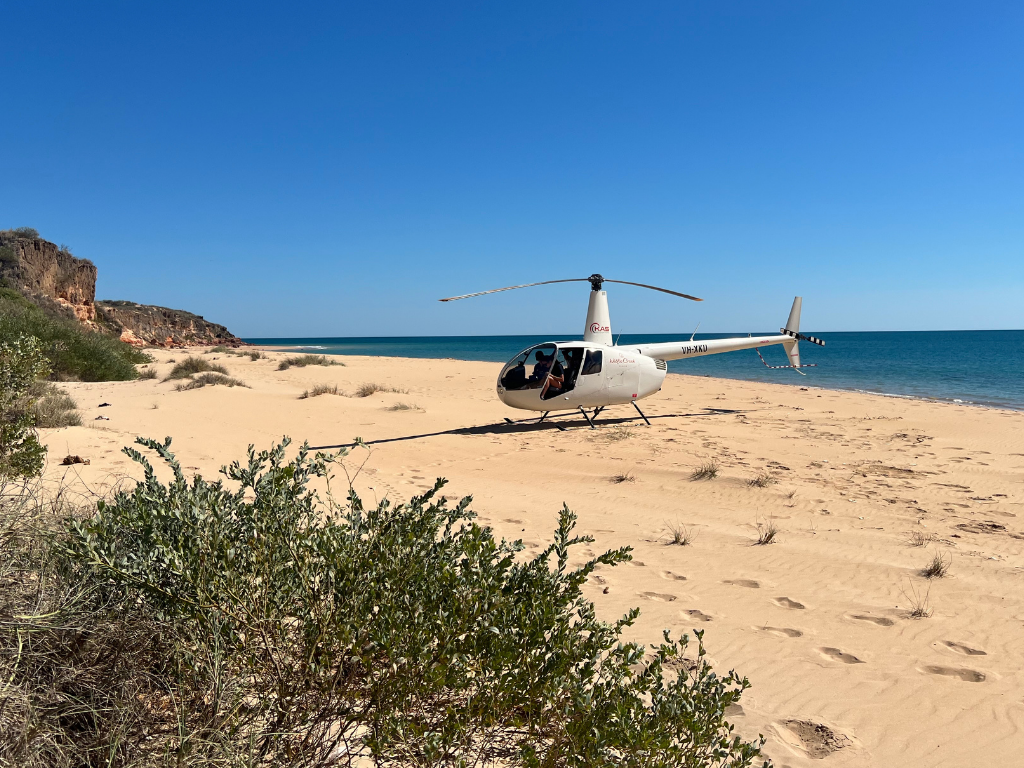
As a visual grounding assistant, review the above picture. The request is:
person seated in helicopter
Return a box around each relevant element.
[527,350,553,388]
[540,357,566,399]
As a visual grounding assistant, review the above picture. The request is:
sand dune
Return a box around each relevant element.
[41,349,1024,767]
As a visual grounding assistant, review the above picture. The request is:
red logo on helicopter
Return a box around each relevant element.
[590,322,610,333]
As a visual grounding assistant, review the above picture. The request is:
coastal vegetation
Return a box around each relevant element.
[0,288,148,381]
[278,354,343,370]
[173,372,248,391]
[355,382,407,397]
[299,383,341,398]
[164,356,229,380]
[0,432,766,767]
[690,458,720,481]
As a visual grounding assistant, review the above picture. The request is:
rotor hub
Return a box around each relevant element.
[587,273,605,291]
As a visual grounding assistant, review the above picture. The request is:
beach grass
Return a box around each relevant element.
[173,372,247,391]
[164,356,229,380]
[277,354,343,370]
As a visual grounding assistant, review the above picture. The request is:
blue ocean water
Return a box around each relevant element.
[245,330,1024,411]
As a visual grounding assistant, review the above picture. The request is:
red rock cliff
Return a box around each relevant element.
[0,231,242,347]
[0,233,97,322]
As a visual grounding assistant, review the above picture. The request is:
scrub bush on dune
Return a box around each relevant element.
[164,356,229,380]
[0,437,770,767]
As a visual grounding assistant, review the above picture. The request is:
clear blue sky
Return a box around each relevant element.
[2,2,1022,336]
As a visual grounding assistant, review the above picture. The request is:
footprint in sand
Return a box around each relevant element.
[941,641,987,657]
[503,518,523,524]
[640,592,677,602]
[762,626,803,638]
[774,597,805,609]
[725,703,745,717]
[819,647,864,664]
[921,665,985,682]
[660,570,688,581]
[683,609,713,622]
[848,614,894,627]
[781,720,851,759]
[630,561,647,567]
[723,579,760,589]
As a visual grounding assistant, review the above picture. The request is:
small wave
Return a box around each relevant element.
[294,345,328,350]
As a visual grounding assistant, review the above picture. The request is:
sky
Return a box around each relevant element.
[2,1,1022,337]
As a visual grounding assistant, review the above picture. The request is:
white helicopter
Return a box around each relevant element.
[440,274,825,427]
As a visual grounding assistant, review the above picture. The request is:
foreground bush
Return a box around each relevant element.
[2,438,767,767]
[0,289,148,381]
[0,336,50,479]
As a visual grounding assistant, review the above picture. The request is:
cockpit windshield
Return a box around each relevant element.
[499,344,556,391]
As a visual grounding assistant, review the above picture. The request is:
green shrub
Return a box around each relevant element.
[44,437,765,767]
[0,336,50,480]
[277,354,342,370]
[0,290,148,381]
[6,226,40,239]
[164,356,229,380]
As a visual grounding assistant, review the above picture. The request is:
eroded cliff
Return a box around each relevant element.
[0,230,242,347]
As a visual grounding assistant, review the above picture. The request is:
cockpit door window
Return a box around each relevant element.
[581,349,603,376]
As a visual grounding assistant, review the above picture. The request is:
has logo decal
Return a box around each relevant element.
[589,322,610,333]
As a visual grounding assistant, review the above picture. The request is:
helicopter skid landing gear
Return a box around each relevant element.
[632,401,651,426]
[538,411,549,423]
[578,406,596,429]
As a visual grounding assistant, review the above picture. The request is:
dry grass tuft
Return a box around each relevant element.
[920,551,950,579]
[901,580,933,618]
[665,521,695,546]
[355,382,408,398]
[754,518,779,546]
[247,350,267,361]
[30,383,81,428]
[690,459,720,481]
[748,471,777,488]
[386,402,421,411]
[278,354,343,371]
[905,530,934,547]
[610,471,635,484]
[299,384,341,399]
[174,373,248,391]
[601,425,635,442]
[137,367,158,380]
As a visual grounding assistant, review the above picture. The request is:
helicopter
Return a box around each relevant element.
[440,274,825,428]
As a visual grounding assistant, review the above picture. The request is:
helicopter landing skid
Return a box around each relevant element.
[632,401,651,426]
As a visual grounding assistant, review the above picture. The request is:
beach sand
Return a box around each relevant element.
[41,349,1024,767]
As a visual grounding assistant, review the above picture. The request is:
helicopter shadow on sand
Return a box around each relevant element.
[308,406,751,451]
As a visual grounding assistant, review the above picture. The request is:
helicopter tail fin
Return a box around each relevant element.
[776,296,825,371]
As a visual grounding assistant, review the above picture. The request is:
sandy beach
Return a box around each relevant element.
[40,348,1024,767]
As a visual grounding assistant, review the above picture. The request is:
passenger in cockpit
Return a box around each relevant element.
[528,351,552,388]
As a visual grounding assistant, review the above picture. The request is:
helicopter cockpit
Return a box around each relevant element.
[499,344,597,401]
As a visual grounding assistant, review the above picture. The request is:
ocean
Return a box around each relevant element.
[244,330,1024,411]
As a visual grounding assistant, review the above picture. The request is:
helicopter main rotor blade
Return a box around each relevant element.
[439,279,588,302]
[602,279,703,301]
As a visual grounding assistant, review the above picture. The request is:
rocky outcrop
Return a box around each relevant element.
[0,230,242,347]
[0,233,97,322]
[95,301,243,348]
